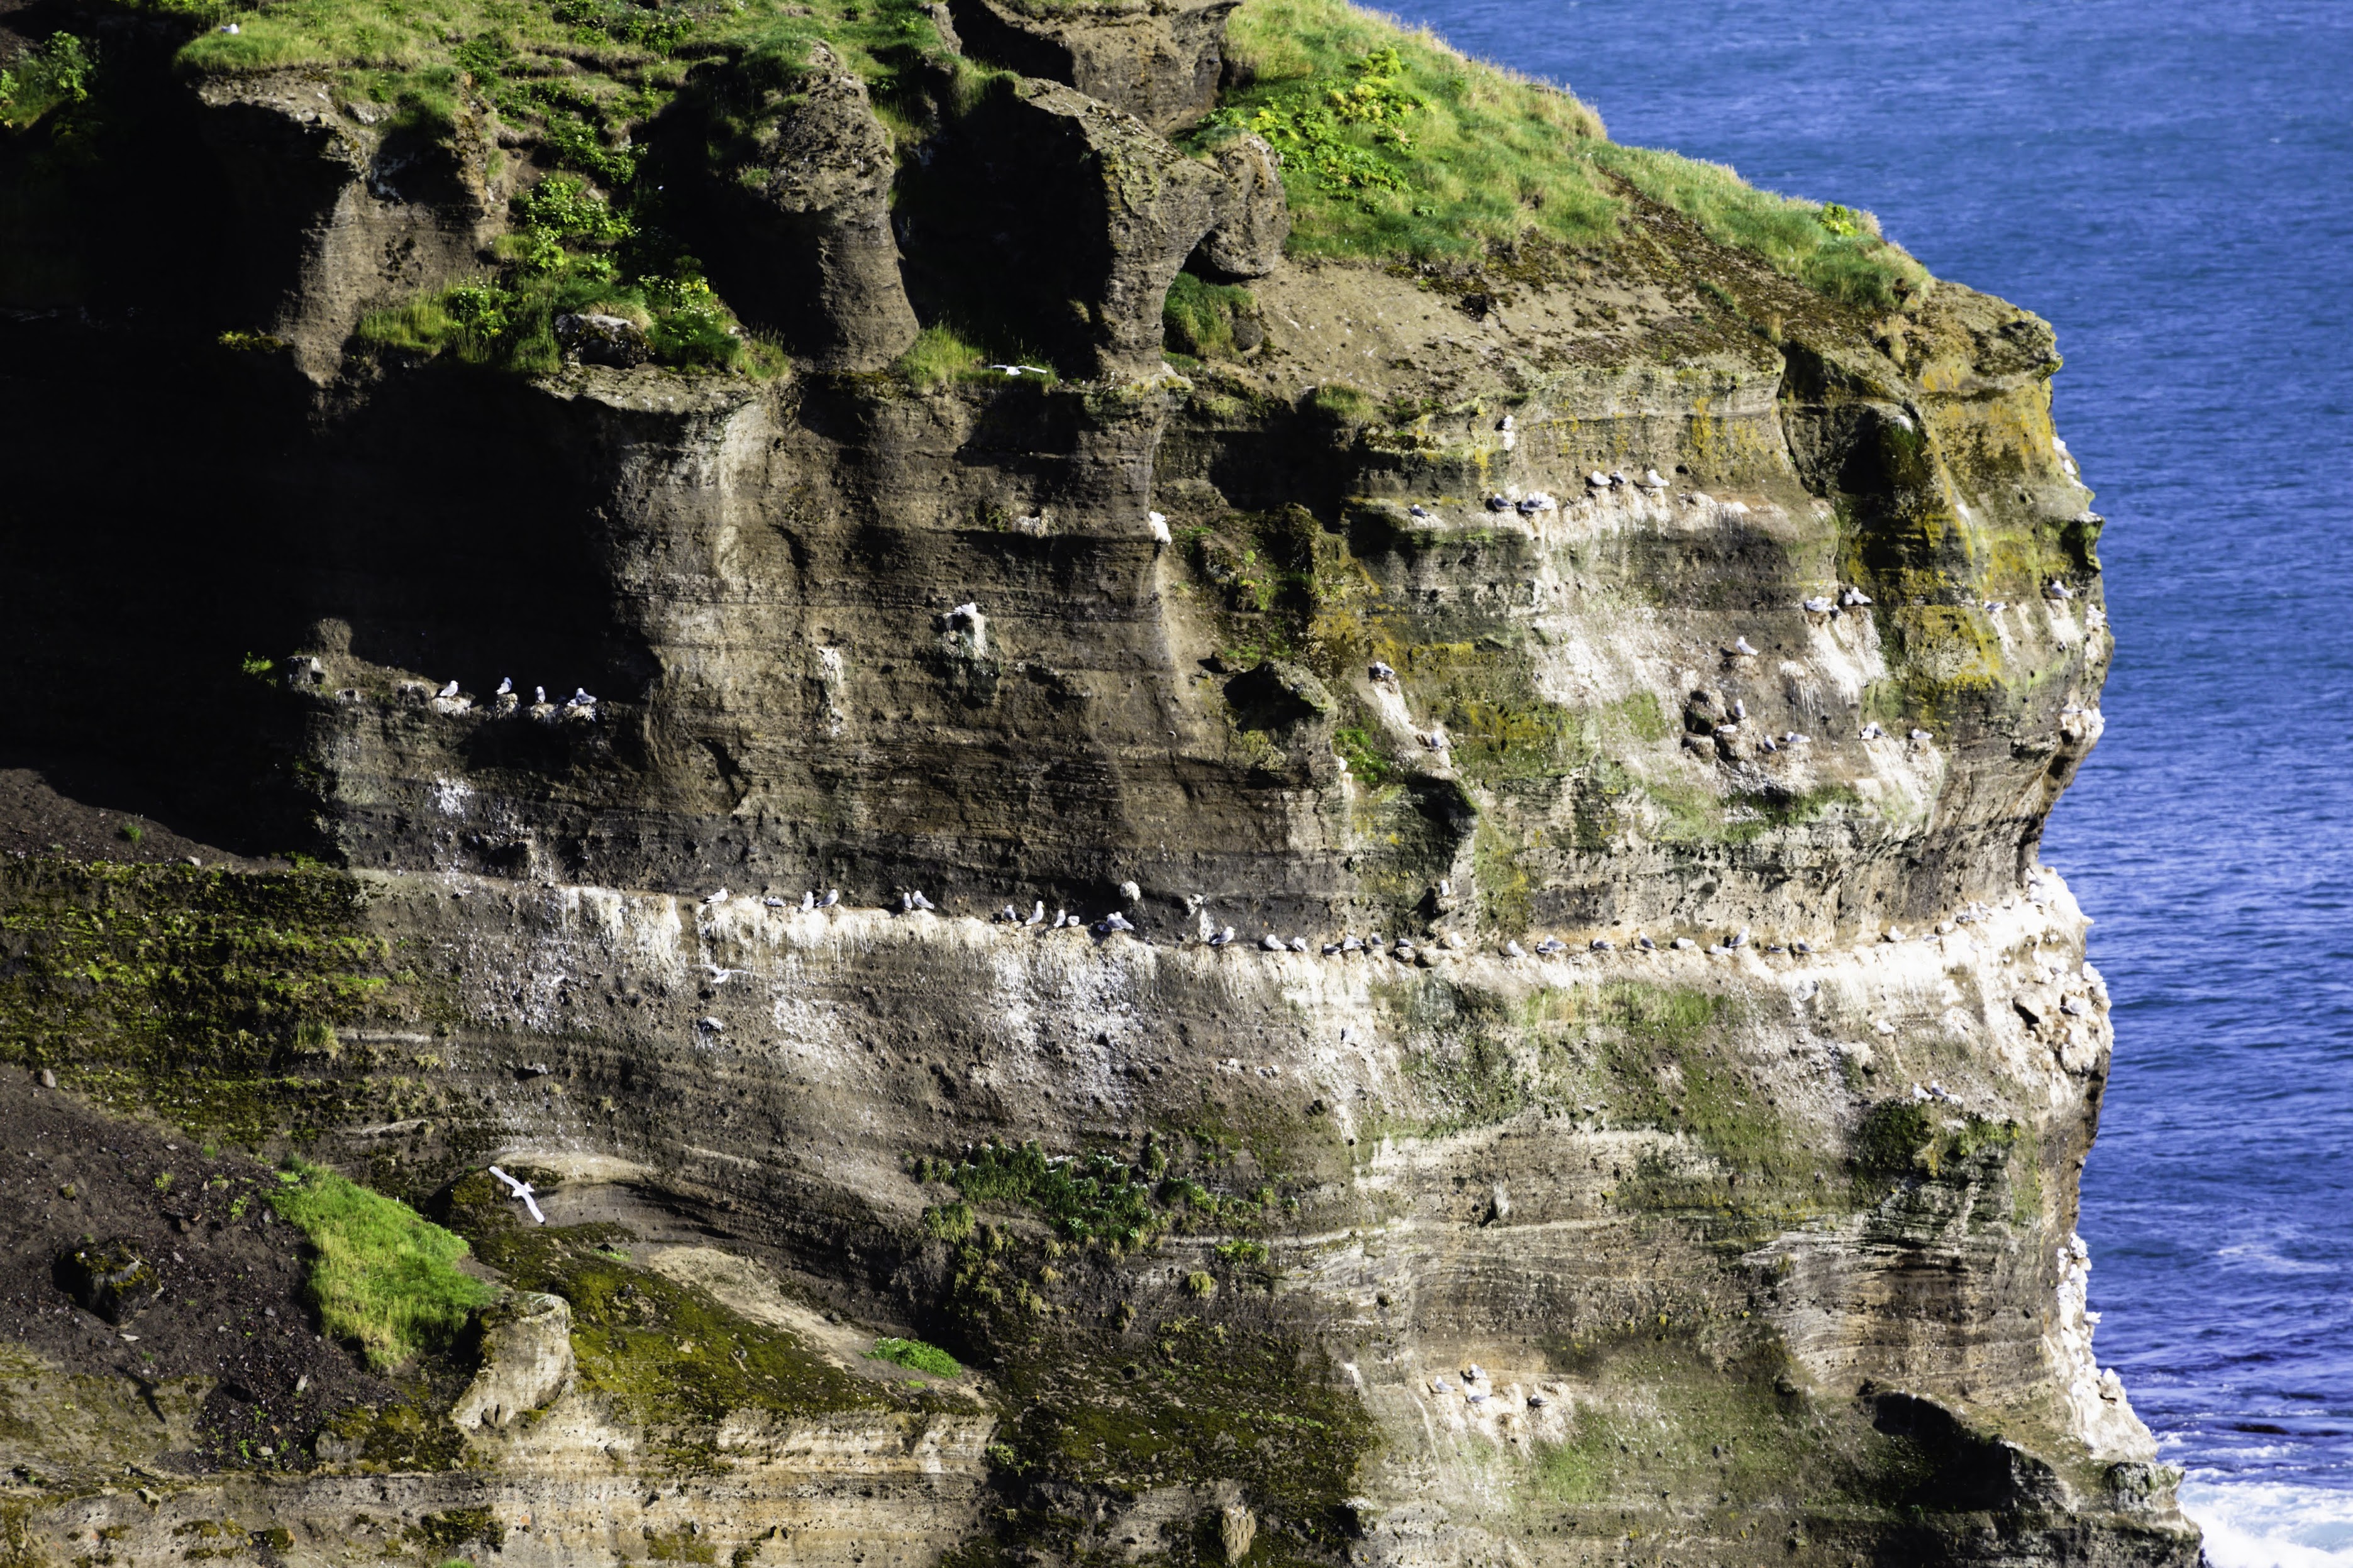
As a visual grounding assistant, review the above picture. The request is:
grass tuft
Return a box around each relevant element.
[868,1335,962,1378]
[269,1160,496,1370]
[894,323,986,390]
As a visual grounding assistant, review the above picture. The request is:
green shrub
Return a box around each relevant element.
[0,33,94,131]
[868,1336,962,1378]
[269,1161,496,1369]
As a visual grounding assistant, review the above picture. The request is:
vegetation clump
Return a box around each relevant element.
[868,1336,962,1378]
[355,174,763,374]
[269,1161,496,1370]
[1163,270,1261,360]
[0,33,93,131]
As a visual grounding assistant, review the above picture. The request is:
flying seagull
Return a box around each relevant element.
[487,1166,546,1225]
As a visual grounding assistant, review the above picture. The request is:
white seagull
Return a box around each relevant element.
[487,1166,546,1225]
[496,676,514,696]
[1024,900,1045,926]
[438,680,460,698]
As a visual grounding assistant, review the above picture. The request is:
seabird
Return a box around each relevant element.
[699,962,743,983]
[1637,936,1656,951]
[496,677,514,695]
[820,889,839,908]
[697,1015,725,1033]
[2047,580,2076,600]
[1209,925,1236,947]
[1584,937,1608,952]
[1098,912,1135,934]
[1024,901,1046,926]
[1761,736,1779,753]
[1985,600,2008,612]
[1608,470,1628,487]
[1408,504,1432,519]
[1370,661,1397,682]
[704,888,729,904]
[1707,944,1733,957]
[999,904,1019,922]
[1261,934,1286,952]
[1641,468,1668,489]
[1322,942,1343,956]
[1486,494,1510,511]
[1727,637,1759,657]
[1909,728,1932,742]
[1498,416,1515,433]
[568,687,594,707]
[1733,700,1747,721]
[763,895,787,908]
[1783,732,1810,744]
[1840,587,1873,607]
[1052,908,1070,928]
[1464,1362,1487,1383]
[1586,471,1610,488]
[438,680,460,698]
[1728,927,1749,948]
[1860,722,1886,740]
[487,1166,546,1225]
[1503,940,1527,958]
[1343,936,1362,952]
[534,685,547,704]
[1283,936,1304,952]
[1802,595,1835,614]
[1439,879,1453,897]
[1671,937,1698,951]
[1793,941,1813,955]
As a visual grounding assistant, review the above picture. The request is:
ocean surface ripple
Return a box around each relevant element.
[1376,3,2353,1561]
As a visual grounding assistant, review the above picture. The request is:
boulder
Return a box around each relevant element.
[555,312,650,368]
[55,1240,160,1324]
[450,1291,574,1430]
[1197,135,1289,279]
[948,0,1240,133]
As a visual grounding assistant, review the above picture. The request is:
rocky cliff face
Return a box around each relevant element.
[0,1,2184,1565]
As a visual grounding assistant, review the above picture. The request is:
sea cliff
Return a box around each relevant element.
[0,0,2187,1563]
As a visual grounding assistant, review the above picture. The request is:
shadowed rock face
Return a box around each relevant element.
[709,43,923,370]
[194,69,504,380]
[0,20,2190,1568]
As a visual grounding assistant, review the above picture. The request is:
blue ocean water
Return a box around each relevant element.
[1376,1,2353,1560]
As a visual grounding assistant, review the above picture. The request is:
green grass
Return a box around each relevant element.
[1206,0,1925,304]
[269,1161,496,1370]
[869,1336,962,1378]
[895,323,987,389]
[1163,270,1258,358]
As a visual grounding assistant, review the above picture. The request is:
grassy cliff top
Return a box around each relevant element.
[153,0,1922,301]
[1205,0,1924,305]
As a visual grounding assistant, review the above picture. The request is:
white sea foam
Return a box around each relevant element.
[2184,1477,2353,1568]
